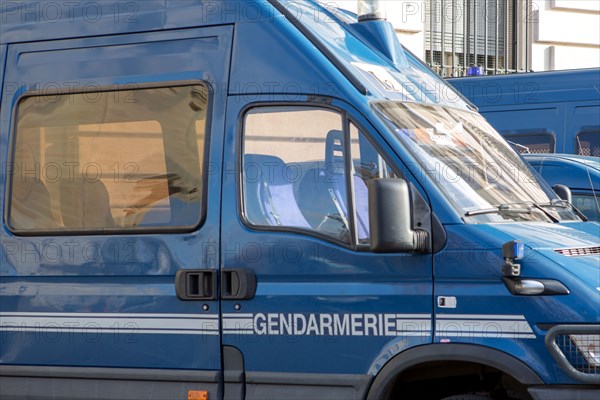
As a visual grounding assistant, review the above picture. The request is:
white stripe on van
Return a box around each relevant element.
[0,312,216,319]
[435,314,535,339]
[437,314,527,320]
[0,312,219,335]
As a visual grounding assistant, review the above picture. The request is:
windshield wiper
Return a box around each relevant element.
[530,203,560,223]
[466,202,562,223]
[536,200,588,222]
[465,203,535,217]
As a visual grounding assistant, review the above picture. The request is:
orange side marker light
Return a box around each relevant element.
[188,390,208,400]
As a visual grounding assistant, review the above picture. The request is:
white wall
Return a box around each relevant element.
[386,1,427,60]
[531,0,600,71]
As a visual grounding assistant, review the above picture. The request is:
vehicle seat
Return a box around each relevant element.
[135,175,202,228]
[327,130,370,239]
[60,178,115,228]
[300,130,370,240]
[243,154,310,229]
[10,177,56,229]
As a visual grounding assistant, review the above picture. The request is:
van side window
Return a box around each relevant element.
[9,85,209,232]
[242,107,351,244]
[572,193,600,222]
[242,107,398,248]
[576,131,600,157]
[503,133,555,154]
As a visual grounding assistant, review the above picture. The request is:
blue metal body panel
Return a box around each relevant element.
[228,14,347,98]
[0,45,6,103]
[220,95,433,376]
[0,25,233,374]
[436,221,600,385]
[524,154,600,191]
[449,69,600,106]
[448,69,600,154]
[0,1,276,45]
[0,1,598,398]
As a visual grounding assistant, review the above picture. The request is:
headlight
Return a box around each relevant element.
[570,334,600,367]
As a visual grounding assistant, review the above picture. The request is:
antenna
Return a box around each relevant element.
[506,140,531,154]
[576,135,584,155]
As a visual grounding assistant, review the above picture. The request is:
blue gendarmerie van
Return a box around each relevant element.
[448,68,600,156]
[0,1,598,400]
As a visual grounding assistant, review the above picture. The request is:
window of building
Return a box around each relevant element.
[426,0,532,76]
[242,106,397,248]
[576,131,600,157]
[504,133,555,154]
[9,85,209,233]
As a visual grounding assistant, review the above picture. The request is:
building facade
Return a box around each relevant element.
[336,0,600,76]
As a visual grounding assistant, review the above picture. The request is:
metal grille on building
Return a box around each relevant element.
[426,0,532,77]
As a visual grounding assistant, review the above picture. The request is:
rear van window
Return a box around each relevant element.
[576,131,600,157]
[8,85,209,233]
[503,132,555,154]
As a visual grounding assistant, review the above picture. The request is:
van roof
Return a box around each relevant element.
[448,68,600,107]
[1,0,471,109]
[523,153,600,191]
[0,0,274,45]
[524,153,600,172]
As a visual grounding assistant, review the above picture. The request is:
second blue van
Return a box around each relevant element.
[449,69,600,156]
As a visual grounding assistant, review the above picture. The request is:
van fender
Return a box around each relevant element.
[366,343,544,400]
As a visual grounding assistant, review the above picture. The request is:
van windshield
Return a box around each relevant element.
[374,102,580,223]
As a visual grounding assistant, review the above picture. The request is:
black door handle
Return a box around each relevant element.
[175,270,217,300]
[221,269,257,300]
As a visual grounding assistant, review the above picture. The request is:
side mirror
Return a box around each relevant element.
[553,184,572,204]
[368,179,429,253]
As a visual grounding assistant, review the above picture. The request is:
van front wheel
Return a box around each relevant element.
[378,361,532,400]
